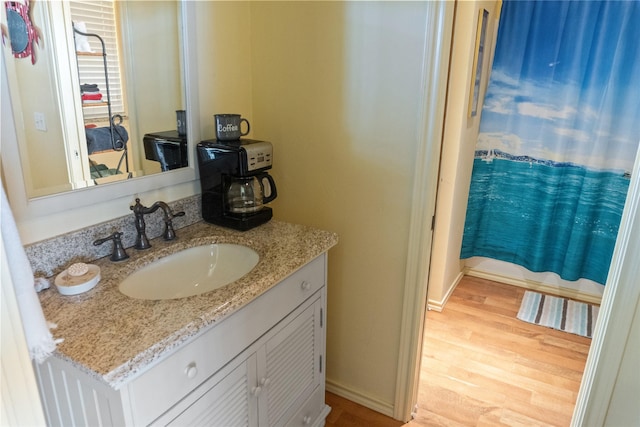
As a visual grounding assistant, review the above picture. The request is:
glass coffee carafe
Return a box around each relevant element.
[225,173,277,214]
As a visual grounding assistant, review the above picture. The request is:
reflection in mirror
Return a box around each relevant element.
[2,0,186,199]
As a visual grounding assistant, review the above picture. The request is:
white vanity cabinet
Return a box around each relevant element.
[156,297,324,427]
[35,254,330,427]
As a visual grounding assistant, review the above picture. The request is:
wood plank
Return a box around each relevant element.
[326,276,590,426]
[410,277,590,426]
[325,391,402,427]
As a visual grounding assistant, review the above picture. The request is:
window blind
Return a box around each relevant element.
[69,0,125,121]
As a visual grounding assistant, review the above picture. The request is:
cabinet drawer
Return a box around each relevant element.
[126,254,326,425]
[272,254,325,307]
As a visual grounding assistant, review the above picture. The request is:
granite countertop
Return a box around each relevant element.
[38,220,338,389]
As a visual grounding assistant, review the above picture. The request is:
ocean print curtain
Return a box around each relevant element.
[460,0,640,285]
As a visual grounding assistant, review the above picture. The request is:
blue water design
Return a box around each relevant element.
[460,158,630,284]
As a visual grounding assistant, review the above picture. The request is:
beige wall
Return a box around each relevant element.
[427,0,501,310]
[249,1,428,409]
[2,2,69,195]
[119,1,183,176]
[195,1,254,139]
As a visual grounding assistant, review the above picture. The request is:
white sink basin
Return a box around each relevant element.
[119,244,259,300]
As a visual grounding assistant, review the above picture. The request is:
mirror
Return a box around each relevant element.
[2,0,189,199]
[1,0,200,231]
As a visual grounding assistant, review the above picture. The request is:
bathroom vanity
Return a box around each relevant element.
[33,220,337,426]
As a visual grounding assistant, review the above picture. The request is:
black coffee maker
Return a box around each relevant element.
[197,139,277,231]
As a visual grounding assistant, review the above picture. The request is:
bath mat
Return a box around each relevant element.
[517,291,599,338]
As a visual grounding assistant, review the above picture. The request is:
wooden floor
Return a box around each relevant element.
[326,391,403,427]
[326,276,592,427]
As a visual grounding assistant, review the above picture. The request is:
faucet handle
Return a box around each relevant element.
[163,204,185,220]
[93,232,129,262]
[162,207,185,241]
[163,212,184,241]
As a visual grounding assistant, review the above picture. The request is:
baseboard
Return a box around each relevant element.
[465,267,603,305]
[427,271,464,312]
[325,379,395,418]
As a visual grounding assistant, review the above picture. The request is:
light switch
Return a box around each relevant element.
[34,112,47,131]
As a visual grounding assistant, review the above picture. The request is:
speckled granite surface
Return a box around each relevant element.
[37,220,337,389]
[25,196,201,278]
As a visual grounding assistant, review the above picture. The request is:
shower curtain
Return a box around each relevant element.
[460,0,640,285]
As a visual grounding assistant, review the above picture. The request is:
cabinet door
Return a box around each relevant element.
[163,353,259,427]
[258,297,323,426]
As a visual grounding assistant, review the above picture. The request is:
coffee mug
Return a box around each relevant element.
[215,114,250,141]
[176,110,187,136]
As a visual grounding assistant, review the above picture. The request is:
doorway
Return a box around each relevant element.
[396,0,640,423]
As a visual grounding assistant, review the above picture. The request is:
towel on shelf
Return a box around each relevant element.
[81,92,103,102]
[86,124,129,153]
[81,85,103,104]
[80,83,100,93]
[1,186,59,363]
[73,22,93,53]
[90,161,120,179]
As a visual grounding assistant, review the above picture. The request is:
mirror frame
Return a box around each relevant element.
[2,1,200,226]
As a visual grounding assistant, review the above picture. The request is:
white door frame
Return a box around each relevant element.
[393,1,455,420]
[394,1,640,422]
[571,144,640,425]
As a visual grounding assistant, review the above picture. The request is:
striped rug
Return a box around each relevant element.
[517,291,599,338]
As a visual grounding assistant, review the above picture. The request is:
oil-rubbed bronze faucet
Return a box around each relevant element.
[93,231,129,261]
[130,198,185,249]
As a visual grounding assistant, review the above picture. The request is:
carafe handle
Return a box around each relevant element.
[258,173,278,204]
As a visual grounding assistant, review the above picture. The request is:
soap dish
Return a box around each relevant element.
[54,264,101,296]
